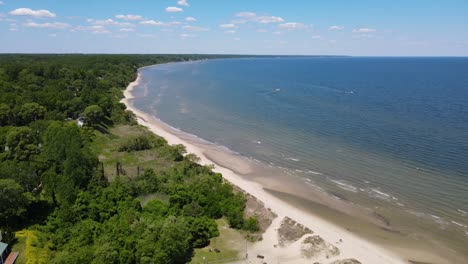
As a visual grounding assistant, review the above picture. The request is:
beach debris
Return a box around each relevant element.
[278,217,313,246]
[257,254,265,259]
[301,235,340,259]
[330,259,361,264]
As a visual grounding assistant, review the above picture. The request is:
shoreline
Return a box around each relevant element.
[121,68,408,264]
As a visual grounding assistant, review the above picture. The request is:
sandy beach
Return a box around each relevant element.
[121,70,409,264]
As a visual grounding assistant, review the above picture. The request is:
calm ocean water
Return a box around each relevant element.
[132,57,468,254]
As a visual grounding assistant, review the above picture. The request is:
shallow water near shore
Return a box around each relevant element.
[131,57,468,262]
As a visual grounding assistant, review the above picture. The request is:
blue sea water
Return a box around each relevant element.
[132,57,468,254]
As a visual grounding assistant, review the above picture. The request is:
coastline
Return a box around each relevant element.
[121,68,408,264]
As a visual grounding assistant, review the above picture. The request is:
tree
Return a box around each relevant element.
[153,216,193,264]
[81,105,104,127]
[0,179,29,228]
[5,126,38,161]
[19,102,46,125]
[0,103,11,126]
[189,217,219,248]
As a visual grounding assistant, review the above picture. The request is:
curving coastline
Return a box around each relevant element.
[121,68,411,264]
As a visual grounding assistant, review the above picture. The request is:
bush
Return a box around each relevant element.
[118,134,165,152]
[243,217,260,232]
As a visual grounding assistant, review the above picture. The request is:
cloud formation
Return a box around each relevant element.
[183,25,209,32]
[329,25,344,31]
[278,22,306,30]
[353,28,376,33]
[115,14,143,21]
[10,8,56,18]
[140,20,164,26]
[177,0,189,7]
[119,28,135,32]
[219,23,236,28]
[185,17,196,22]
[24,22,70,29]
[232,12,283,25]
[257,16,284,24]
[235,12,256,18]
[166,6,183,13]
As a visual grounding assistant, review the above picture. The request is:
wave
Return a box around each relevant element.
[457,209,467,216]
[307,170,323,175]
[451,221,468,228]
[330,179,358,193]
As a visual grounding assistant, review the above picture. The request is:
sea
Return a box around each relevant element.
[131,57,468,262]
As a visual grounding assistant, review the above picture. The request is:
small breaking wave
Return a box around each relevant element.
[457,209,467,217]
[451,221,467,228]
[330,179,358,193]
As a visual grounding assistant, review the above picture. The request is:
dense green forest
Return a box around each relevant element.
[0,54,255,263]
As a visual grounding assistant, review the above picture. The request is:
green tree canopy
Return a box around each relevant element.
[0,179,29,228]
[81,105,104,127]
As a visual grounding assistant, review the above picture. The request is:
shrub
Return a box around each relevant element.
[243,217,260,232]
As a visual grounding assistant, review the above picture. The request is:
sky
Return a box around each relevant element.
[0,0,468,55]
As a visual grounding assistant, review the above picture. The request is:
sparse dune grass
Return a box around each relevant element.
[191,218,246,264]
[92,124,174,181]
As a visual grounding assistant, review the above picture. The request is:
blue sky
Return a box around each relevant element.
[1,0,467,55]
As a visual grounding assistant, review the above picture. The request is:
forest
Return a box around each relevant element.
[0,54,256,263]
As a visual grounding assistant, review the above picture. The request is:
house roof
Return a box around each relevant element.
[0,242,7,254]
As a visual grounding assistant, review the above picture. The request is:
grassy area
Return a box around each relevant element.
[91,124,174,181]
[12,230,49,264]
[191,219,246,264]
[138,192,169,207]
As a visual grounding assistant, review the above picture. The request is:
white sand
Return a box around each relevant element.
[122,71,408,264]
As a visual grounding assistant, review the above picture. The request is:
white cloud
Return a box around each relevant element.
[231,19,248,24]
[177,0,189,7]
[311,35,322,39]
[90,25,110,34]
[185,16,196,22]
[224,30,236,34]
[166,6,183,13]
[235,12,256,18]
[329,25,344,31]
[183,25,208,32]
[115,14,143,21]
[257,16,284,24]
[140,20,164,26]
[180,33,195,39]
[120,28,135,32]
[352,28,376,33]
[278,22,306,30]
[232,12,283,24]
[91,19,117,25]
[257,29,267,33]
[87,18,133,27]
[0,1,4,5]
[139,20,180,26]
[24,22,70,29]
[10,8,56,18]
[219,23,236,28]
